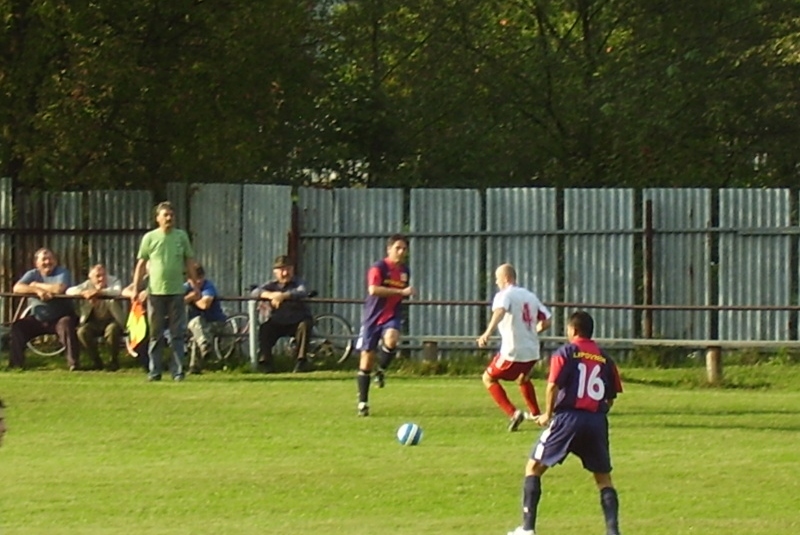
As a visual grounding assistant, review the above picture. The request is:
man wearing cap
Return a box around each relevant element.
[250,255,313,373]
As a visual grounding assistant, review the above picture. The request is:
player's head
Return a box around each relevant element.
[88,264,108,288]
[567,311,594,339]
[154,201,175,230]
[0,398,7,447]
[194,264,206,282]
[272,255,294,283]
[33,248,57,274]
[386,234,409,264]
[494,263,516,289]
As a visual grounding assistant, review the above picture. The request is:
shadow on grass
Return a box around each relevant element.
[660,421,800,432]
[621,376,774,389]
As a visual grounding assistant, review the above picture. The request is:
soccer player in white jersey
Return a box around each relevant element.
[477,263,552,431]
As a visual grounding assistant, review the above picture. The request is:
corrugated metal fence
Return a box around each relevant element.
[2,178,799,344]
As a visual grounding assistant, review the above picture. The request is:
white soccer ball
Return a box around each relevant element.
[396,423,423,446]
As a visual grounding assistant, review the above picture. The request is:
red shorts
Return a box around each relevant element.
[485,354,536,381]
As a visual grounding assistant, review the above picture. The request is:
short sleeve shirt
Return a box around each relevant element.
[548,337,623,413]
[137,228,194,295]
[492,285,551,362]
[360,259,410,327]
[19,266,74,321]
[184,279,226,322]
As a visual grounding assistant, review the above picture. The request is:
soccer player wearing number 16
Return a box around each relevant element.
[506,311,623,535]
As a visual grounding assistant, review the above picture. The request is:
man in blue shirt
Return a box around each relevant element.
[9,248,79,370]
[184,265,226,374]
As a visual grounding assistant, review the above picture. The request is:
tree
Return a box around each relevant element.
[306,0,800,188]
[2,1,798,191]
[0,0,318,190]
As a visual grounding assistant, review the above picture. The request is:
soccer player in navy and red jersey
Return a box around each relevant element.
[354,234,416,417]
[507,311,623,535]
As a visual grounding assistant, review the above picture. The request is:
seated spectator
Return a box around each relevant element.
[66,264,126,371]
[9,248,79,370]
[251,255,313,373]
[183,265,226,374]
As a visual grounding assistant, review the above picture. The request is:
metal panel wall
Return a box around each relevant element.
[563,189,635,338]
[189,184,244,312]
[643,189,711,339]
[4,184,800,345]
[297,188,336,316]
[50,193,83,279]
[86,190,152,285]
[164,183,188,229]
[718,189,791,340]
[409,189,481,337]
[332,188,404,328]
[14,191,83,281]
[239,185,293,313]
[486,188,559,330]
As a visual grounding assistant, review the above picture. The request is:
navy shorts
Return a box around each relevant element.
[355,317,401,351]
[530,410,612,474]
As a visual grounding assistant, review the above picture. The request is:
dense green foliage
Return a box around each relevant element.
[2,1,798,190]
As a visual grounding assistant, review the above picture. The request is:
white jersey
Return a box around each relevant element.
[492,285,551,362]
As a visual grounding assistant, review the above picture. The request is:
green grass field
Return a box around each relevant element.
[1,366,799,534]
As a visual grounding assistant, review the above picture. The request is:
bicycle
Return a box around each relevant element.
[187,312,250,369]
[21,305,68,358]
[21,297,356,368]
[20,301,247,366]
[291,311,355,366]
[195,309,354,369]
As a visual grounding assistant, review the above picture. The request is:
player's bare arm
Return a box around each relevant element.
[13,281,43,299]
[130,259,147,303]
[193,295,214,310]
[185,258,200,290]
[38,281,67,294]
[536,317,552,333]
[477,307,506,347]
[368,284,415,298]
[535,381,559,427]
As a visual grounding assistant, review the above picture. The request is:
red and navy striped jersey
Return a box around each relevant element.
[548,337,622,413]
[360,258,410,326]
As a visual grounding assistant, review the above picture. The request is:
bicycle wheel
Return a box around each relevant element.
[213,313,249,363]
[22,306,67,357]
[309,313,354,365]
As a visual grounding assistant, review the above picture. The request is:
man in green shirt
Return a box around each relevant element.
[131,201,199,381]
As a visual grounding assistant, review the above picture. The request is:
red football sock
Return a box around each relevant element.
[488,382,516,416]
[520,380,540,415]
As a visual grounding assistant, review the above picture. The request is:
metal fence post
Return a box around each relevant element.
[705,346,722,384]
[248,299,258,371]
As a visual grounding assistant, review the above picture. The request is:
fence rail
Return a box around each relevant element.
[4,290,798,384]
[3,181,800,354]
